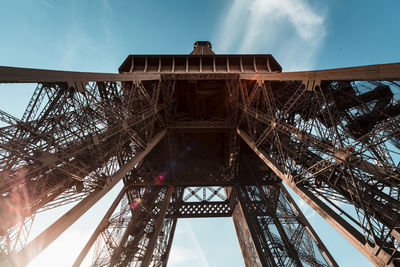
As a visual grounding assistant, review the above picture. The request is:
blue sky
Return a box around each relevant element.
[1,0,400,266]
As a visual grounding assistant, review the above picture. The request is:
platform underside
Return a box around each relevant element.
[1,56,400,266]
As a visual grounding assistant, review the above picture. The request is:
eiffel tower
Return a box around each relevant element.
[1,41,400,266]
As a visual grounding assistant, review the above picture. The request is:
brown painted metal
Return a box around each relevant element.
[141,186,174,266]
[72,186,127,267]
[190,41,215,55]
[232,202,263,267]
[237,128,392,266]
[0,130,166,267]
[280,185,338,267]
[1,41,400,267]
[241,62,400,81]
[0,66,160,83]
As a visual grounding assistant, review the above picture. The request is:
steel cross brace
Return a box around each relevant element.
[72,186,127,267]
[1,129,166,267]
[237,128,394,266]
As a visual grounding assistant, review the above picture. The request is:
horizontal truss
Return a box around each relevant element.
[0,62,399,267]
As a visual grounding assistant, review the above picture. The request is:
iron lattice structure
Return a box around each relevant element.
[0,41,400,266]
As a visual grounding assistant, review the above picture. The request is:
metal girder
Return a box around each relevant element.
[161,73,239,80]
[280,186,337,267]
[141,186,174,266]
[90,185,175,267]
[237,128,393,266]
[240,63,400,81]
[232,156,337,267]
[237,183,332,266]
[1,62,398,83]
[168,120,232,130]
[0,66,160,83]
[0,78,166,254]
[3,41,400,267]
[0,129,166,267]
[84,184,235,266]
[236,69,400,266]
[72,186,127,267]
[161,219,177,267]
[232,201,263,267]
[167,200,235,218]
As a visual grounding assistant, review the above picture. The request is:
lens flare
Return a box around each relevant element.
[130,198,142,210]
[154,171,167,184]
[1,170,31,234]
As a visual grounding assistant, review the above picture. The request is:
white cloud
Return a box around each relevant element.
[215,0,327,71]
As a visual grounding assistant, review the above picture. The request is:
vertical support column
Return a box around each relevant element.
[232,202,263,267]
[280,185,338,267]
[142,185,174,266]
[101,185,175,267]
[237,128,393,266]
[235,184,287,267]
[72,186,127,267]
[235,183,336,267]
[161,219,177,267]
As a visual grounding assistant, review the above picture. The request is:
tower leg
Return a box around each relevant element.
[232,201,263,267]
[238,128,394,266]
[234,182,337,267]
[280,185,337,267]
[0,130,166,267]
[72,186,127,267]
[160,219,177,267]
[141,186,174,266]
[91,185,175,267]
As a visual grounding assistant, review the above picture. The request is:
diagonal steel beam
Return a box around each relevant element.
[237,128,394,267]
[1,129,166,267]
[141,185,174,267]
[280,185,338,267]
[72,186,127,267]
[162,218,177,267]
[232,201,263,267]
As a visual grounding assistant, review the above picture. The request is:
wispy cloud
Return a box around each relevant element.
[169,220,210,267]
[37,0,53,8]
[56,26,101,71]
[185,222,210,267]
[215,0,327,71]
